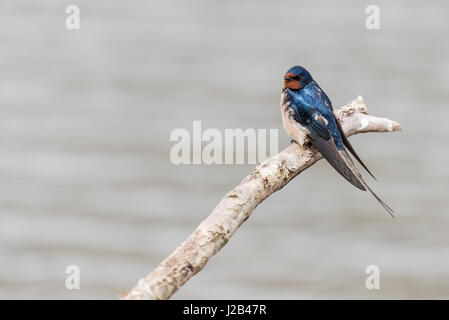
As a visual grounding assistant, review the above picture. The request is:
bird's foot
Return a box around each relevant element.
[291,139,311,147]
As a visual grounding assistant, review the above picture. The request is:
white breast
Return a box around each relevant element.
[280,91,309,147]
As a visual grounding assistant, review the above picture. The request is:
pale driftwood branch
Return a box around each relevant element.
[120,96,402,300]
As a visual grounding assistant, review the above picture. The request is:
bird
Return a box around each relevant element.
[280,65,394,217]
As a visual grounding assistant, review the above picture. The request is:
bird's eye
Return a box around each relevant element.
[288,75,301,81]
[284,72,301,81]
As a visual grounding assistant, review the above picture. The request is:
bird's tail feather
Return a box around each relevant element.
[333,112,377,180]
[359,176,395,218]
[312,136,395,218]
[342,149,395,218]
[311,136,366,191]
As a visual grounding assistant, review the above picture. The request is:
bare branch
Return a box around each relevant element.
[120,96,402,300]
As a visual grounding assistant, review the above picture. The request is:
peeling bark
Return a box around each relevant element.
[120,96,402,300]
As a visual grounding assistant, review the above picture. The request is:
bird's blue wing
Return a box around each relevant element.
[308,116,367,191]
[296,84,378,179]
[304,83,377,179]
[309,112,331,140]
[287,93,366,190]
[288,92,330,140]
[283,86,394,216]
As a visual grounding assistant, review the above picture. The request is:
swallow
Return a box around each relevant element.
[280,65,394,217]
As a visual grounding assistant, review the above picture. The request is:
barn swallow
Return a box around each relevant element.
[280,66,394,217]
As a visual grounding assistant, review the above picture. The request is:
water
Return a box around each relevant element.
[0,0,449,299]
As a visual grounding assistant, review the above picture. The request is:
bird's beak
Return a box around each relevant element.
[284,76,294,81]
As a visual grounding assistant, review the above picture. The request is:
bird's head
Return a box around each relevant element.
[283,66,313,91]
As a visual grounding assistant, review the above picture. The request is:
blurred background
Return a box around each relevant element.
[0,0,448,299]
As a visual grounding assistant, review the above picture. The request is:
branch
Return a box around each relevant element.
[120,96,402,300]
